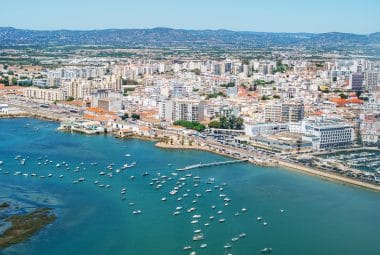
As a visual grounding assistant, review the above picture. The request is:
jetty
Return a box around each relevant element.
[176,159,248,171]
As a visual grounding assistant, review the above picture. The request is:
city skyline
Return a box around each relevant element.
[1,0,379,34]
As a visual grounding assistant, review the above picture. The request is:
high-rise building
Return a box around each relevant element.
[365,71,378,92]
[172,99,204,122]
[349,72,364,92]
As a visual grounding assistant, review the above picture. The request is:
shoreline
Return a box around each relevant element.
[155,142,380,192]
[2,115,380,193]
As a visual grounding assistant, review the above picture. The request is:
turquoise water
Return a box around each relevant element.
[0,118,380,255]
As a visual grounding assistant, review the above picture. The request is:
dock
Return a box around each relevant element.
[176,159,248,171]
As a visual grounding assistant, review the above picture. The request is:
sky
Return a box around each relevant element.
[1,0,379,34]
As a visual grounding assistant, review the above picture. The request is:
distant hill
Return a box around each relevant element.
[0,27,378,49]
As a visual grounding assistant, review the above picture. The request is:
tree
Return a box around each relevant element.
[173,120,205,132]
[339,93,348,99]
[273,95,281,99]
[208,120,221,129]
[11,78,18,85]
[66,96,75,101]
[131,113,140,120]
[190,68,201,75]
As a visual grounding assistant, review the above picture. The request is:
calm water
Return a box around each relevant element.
[0,118,380,255]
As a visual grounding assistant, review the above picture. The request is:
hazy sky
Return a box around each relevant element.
[1,0,378,33]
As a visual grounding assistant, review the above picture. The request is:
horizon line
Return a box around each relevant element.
[1,26,378,35]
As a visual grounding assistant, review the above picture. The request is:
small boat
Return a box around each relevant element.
[0,161,3,165]
[192,233,204,241]
[173,211,181,215]
[241,208,247,212]
[231,237,239,242]
[263,222,268,226]
[239,233,247,238]
[204,223,209,226]
[209,216,215,220]
[260,247,272,253]
[257,217,262,221]
[59,175,64,178]
[217,210,223,214]
[191,220,198,224]
[224,243,232,249]
[211,205,216,209]
[133,210,142,215]
[161,197,167,201]
[78,177,85,182]
[192,214,201,219]
[48,173,53,177]
[143,172,149,176]
[194,229,202,233]
[200,244,207,248]
[176,206,182,210]
[219,218,226,223]
[183,246,192,250]
[280,209,285,213]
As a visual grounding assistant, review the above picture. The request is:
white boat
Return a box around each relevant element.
[192,214,201,219]
[217,210,223,214]
[176,206,182,210]
[48,173,53,177]
[263,222,268,226]
[192,233,204,241]
[161,197,167,201]
[257,217,262,221]
[209,216,215,220]
[239,233,247,238]
[133,210,142,215]
[260,247,272,253]
[194,229,202,233]
[200,244,207,248]
[59,175,64,178]
[0,161,3,165]
[173,211,181,215]
[125,154,131,157]
[183,246,192,250]
[219,218,226,223]
[241,208,247,212]
[224,243,232,249]
[231,237,239,242]
[191,220,198,224]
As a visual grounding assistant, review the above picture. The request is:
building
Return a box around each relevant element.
[290,117,355,150]
[244,122,289,137]
[281,101,304,122]
[98,98,122,112]
[349,72,364,92]
[0,104,8,114]
[24,87,64,102]
[159,98,204,122]
[264,101,304,123]
[365,71,378,92]
[264,103,282,122]
[158,99,173,122]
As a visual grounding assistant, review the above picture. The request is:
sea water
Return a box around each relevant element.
[0,118,379,255]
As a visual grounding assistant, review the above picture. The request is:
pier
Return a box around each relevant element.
[176,159,248,171]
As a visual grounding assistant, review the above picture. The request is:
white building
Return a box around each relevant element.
[290,117,354,150]
[0,104,8,114]
[159,98,204,122]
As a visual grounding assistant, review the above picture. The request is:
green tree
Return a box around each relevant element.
[339,93,348,99]
[66,96,75,101]
[131,113,140,120]
[208,120,221,129]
